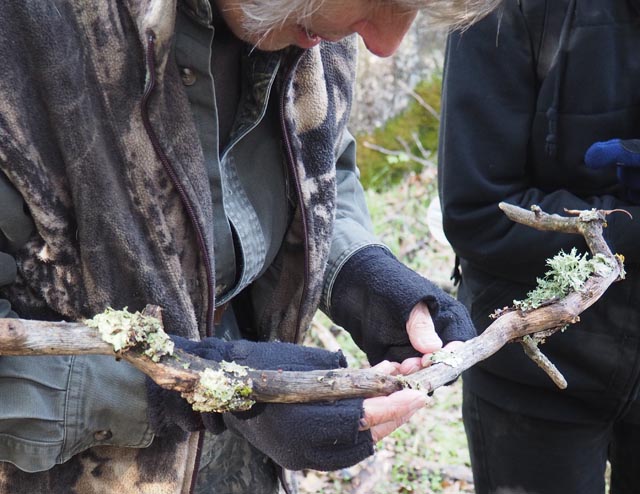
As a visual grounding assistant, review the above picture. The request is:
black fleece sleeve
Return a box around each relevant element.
[329,246,476,365]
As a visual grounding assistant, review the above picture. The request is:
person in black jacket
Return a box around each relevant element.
[438,1,640,493]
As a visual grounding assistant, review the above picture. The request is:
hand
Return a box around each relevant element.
[360,361,427,442]
[330,246,477,366]
[585,138,640,202]
[148,336,378,471]
[397,302,466,375]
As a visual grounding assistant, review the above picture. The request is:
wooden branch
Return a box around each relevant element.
[0,204,626,410]
[520,335,567,389]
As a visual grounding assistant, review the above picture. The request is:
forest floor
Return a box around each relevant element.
[293,167,475,494]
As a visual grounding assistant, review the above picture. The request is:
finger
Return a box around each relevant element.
[361,390,426,442]
[443,340,464,351]
[406,302,442,354]
[398,356,424,375]
[371,360,401,375]
[420,339,464,367]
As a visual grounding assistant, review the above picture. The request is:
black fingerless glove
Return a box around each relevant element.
[330,246,476,365]
[147,337,374,471]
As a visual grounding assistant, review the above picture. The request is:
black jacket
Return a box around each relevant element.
[439,0,640,418]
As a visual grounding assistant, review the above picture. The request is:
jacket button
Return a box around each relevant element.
[180,67,196,86]
[93,430,113,441]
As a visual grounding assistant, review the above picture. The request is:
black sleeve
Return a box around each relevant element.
[438,2,640,285]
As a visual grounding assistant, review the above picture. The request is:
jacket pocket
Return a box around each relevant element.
[0,356,70,472]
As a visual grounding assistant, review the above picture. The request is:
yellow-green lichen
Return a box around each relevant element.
[86,307,174,362]
[185,362,254,413]
[513,248,614,311]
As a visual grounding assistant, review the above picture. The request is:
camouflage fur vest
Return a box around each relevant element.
[0,0,356,491]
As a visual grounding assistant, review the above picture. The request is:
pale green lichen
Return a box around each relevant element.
[86,307,174,362]
[185,362,254,413]
[513,248,614,311]
[430,350,463,368]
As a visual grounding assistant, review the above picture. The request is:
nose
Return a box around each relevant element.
[354,10,418,57]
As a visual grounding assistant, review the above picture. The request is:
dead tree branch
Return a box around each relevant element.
[0,204,626,410]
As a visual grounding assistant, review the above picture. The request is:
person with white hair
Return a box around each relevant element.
[0,0,497,492]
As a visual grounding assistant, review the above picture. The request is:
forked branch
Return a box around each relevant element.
[0,204,626,410]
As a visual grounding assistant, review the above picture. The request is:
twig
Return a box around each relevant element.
[310,320,357,366]
[520,335,567,389]
[397,80,441,121]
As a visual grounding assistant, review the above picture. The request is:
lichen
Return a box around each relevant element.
[185,362,254,413]
[513,248,614,311]
[86,307,174,362]
[578,208,601,222]
[430,350,463,368]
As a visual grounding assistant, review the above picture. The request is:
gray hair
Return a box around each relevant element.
[238,0,503,36]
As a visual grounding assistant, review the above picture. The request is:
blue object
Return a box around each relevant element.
[585,139,640,201]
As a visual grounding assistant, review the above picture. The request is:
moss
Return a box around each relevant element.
[86,307,174,362]
[356,76,442,191]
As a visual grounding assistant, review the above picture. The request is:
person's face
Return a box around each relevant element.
[214,0,418,57]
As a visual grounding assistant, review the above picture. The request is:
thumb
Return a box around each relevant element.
[406,302,442,355]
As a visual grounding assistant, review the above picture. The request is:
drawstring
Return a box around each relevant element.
[544,0,577,157]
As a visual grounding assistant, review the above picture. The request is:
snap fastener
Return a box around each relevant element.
[93,430,113,441]
[180,67,196,86]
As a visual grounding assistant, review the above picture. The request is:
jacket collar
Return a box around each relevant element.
[181,0,214,26]
[124,0,212,80]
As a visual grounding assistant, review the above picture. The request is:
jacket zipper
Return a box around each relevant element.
[279,48,308,344]
[141,31,215,337]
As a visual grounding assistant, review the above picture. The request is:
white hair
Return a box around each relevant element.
[237,0,503,36]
